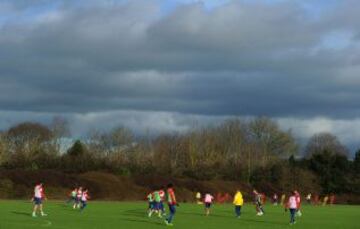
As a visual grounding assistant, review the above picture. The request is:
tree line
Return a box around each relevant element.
[0,117,359,195]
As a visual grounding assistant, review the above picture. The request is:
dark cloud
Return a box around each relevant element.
[0,0,360,150]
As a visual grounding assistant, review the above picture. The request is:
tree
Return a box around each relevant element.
[5,122,53,168]
[354,149,360,173]
[67,140,86,157]
[248,117,298,166]
[305,132,349,158]
[50,116,71,154]
[0,132,9,165]
[309,150,350,193]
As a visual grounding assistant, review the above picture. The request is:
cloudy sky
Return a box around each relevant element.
[0,0,359,154]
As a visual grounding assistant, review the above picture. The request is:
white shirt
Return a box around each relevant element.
[289,196,297,209]
[81,192,88,201]
[77,190,83,198]
[204,194,214,203]
[34,185,43,198]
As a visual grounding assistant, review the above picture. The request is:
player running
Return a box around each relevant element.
[80,189,90,212]
[159,187,166,216]
[147,191,155,217]
[32,183,47,217]
[204,192,214,216]
[233,189,244,218]
[67,187,77,204]
[295,190,302,216]
[253,189,264,216]
[153,190,163,218]
[74,186,83,209]
[165,183,178,226]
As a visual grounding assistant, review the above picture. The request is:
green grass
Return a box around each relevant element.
[0,200,358,229]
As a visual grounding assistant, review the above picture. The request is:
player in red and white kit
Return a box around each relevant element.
[159,187,166,216]
[74,187,83,209]
[295,190,302,217]
[32,183,47,217]
[80,189,90,212]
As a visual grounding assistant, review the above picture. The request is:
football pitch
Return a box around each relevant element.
[0,201,358,229]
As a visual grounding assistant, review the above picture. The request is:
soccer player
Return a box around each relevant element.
[80,189,90,212]
[233,189,243,218]
[295,190,302,216]
[32,183,47,217]
[253,189,264,216]
[323,195,329,206]
[67,187,77,204]
[159,187,166,215]
[204,192,214,216]
[281,193,286,206]
[165,183,178,226]
[153,190,162,218]
[196,192,202,204]
[74,186,83,209]
[147,191,155,217]
[306,193,312,204]
[329,194,335,205]
[272,193,278,205]
[287,191,297,225]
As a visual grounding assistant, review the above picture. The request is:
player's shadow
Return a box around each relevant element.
[241,218,286,226]
[11,211,30,217]
[121,209,165,227]
[181,211,231,218]
[120,218,164,227]
[123,209,148,218]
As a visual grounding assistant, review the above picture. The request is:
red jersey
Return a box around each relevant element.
[167,188,177,205]
[295,192,301,209]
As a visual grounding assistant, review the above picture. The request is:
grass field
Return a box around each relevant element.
[0,201,358,229]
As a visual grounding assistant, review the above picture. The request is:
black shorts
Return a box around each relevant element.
[205,203,212,208]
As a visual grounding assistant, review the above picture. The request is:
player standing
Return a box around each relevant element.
[165,183,178,226]
[306,193,312,204]
[32,183,47,217]
[233,189,243,218]
[272,193,278,205]
[287,191,297,225]
[204,192,214,216]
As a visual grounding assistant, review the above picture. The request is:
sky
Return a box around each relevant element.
[0,0,359,154]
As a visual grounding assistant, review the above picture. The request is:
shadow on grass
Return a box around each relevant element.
[11,211,30,217]
[122,208,148,217]
[180,211,232,219]
[121,209,167,227]
[119,217,165,227]
[180,210,286,226]
[240,218,286,226]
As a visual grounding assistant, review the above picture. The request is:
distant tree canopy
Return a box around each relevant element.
[305,132,349,158]
[67,140,87,157]
[0,117,358,195]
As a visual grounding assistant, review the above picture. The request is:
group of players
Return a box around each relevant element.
[31,183,90,218]
[32,182,303,226]
[147,188,302,226]
[146,183,178,226]
[67,186,91,211]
